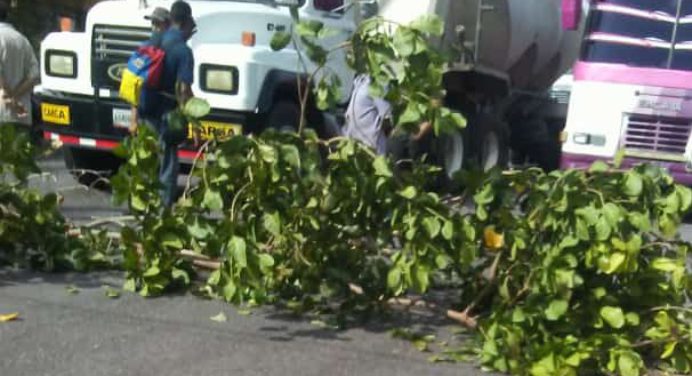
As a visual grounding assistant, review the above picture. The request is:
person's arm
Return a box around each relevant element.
[13,39,40,99]
[129,105,139,134]
[175,48,194,106]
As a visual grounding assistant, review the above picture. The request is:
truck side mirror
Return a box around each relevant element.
[562,0,582,30]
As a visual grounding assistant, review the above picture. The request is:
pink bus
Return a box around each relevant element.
[561,0,692,184]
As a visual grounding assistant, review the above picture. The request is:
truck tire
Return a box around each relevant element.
[436,129,467,180]
[472,115,509,172]
[64,147,121,188]
[266,101,300,133]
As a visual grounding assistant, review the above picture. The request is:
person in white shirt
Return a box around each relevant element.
[0,0,39,126]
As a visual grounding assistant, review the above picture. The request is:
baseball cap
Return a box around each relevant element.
[144,7,170,23]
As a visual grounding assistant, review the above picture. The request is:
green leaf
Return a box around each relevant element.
[280,144,301,168]
[600,306,625,329]
[161,232,183,249]
[545,300,568,321]
[413,266,430,293]
[613,148,625,168]
[625,312,640,326]
[270,31,292,51]
[183,97,211,119]
[229,236,247,268]
[422,217,441,239]
[604,252,626,274]
[651,258,679,272]
[202,189,224,211]
[208,270,221,285]
[603,203,622,226]
[263,212,281,236]
[387,268,402,292]
[259,254,275,273]
[143,265,160,278]
[410,15,444,35]
[398,186,418,200]
[530,353,556,376]
[296,20,324,37]
[661,341,677,359]
[103,286,120,299]
[595,216,611,241]
[617,352,642,376]
[441,220,453,240]
[512,308,526,323]
[172,268,190,285]
[623,172,643,197]
[435,254,451,269]
[223,281,236,302]
[373,156,393,177]
[210,312,227,322]
[589,160,609,172]
[123,278,136,292]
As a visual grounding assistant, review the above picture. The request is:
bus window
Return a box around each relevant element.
[671,49,692,70]
[583,41,670,68]
[603,0,678,14]
[589,10,673,41]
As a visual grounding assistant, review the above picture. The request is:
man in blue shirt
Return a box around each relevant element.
[137,0,196,208]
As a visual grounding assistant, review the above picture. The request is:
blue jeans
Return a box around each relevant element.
[143,117,179,208]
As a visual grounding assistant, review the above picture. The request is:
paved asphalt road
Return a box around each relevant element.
[2,150,692,376]
[1,150,481,376]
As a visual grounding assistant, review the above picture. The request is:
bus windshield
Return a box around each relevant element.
[581,0,692,71]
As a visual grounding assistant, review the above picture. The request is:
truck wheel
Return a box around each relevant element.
[266,101,300,133]
[472,115,509,171]
[438,130,467,180]
[64,147,121,188]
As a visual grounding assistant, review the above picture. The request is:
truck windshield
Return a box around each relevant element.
[581,0,692,71]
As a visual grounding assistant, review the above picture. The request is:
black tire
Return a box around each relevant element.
[266,101,300,133]
[63,147,121,189]
[510,117,561,172]
[471,114,510,172]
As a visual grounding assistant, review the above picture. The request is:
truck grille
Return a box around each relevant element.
[91,24,152,89]
[624,114,692,155]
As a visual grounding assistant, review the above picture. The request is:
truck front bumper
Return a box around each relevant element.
[36,91,257,161]
[561,152,692,186]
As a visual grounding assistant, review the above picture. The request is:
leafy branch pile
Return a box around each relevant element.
[110,125,692,375]
[0,125,104,271]
[463,164,692,375]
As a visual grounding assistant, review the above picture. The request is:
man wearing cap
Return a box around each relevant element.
[145,6,170,34]
[129,7,171,133]
[137,0,196,208]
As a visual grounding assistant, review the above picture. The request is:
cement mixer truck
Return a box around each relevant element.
[376,0,585,177]
[34,0,584,181]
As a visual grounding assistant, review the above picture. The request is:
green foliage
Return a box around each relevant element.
[347,16,466,135]
[0,125,99,271]
[466,165,692,375]
[112,126,191,296]
[270,13,465,135]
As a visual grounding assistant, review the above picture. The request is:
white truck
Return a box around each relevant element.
[36,0,363,176]
[36,0,584,180]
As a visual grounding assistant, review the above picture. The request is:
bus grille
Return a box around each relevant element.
[624,115,691,155]
[91,24,151,89]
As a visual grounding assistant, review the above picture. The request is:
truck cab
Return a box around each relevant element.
[36,0,361,175]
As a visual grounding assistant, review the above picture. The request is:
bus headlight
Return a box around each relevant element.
[200,64,238,94]
[46,50,77,78]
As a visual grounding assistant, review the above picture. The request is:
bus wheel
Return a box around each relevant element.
[63,147,121,189]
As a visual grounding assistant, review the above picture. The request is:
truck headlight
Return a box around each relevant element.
[200,64,238,94]
[46,50,77,78]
